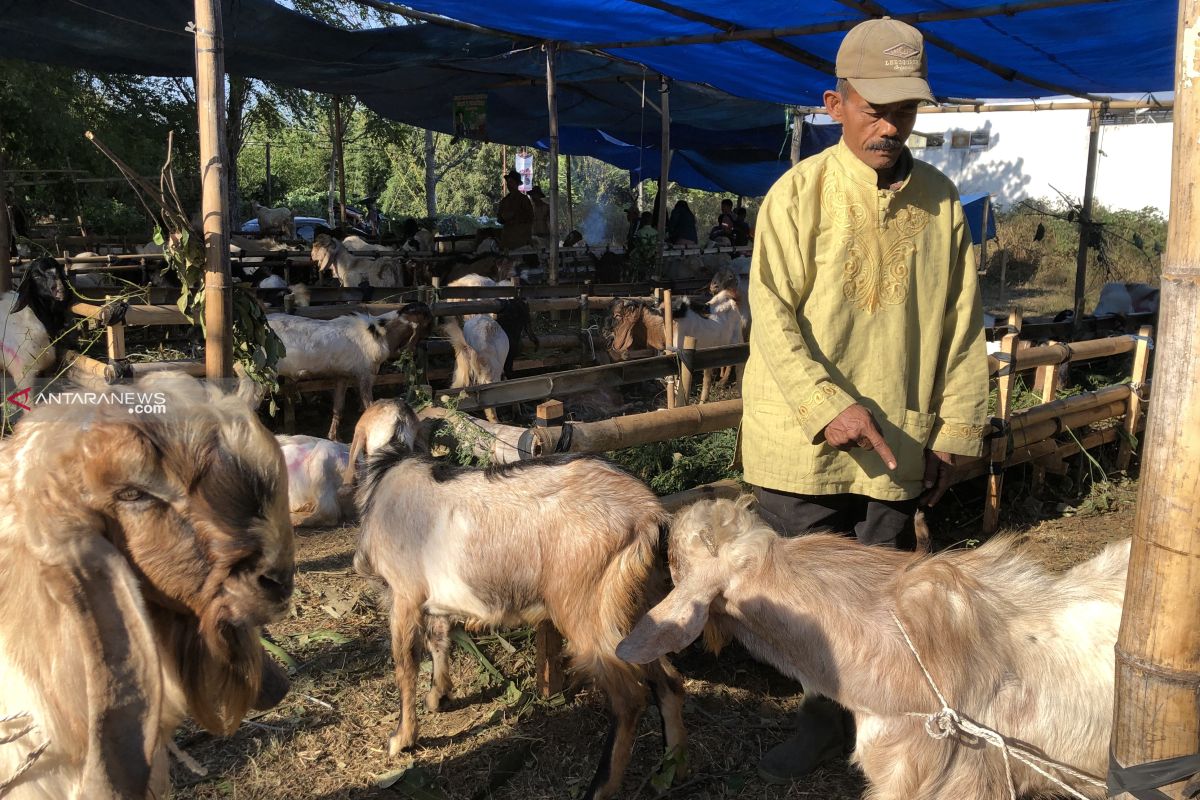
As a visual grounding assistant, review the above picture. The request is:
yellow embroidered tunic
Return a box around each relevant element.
[742,139,989,501]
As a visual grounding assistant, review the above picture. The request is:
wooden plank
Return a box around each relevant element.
[982,333,1019,534]
[535,621,564,699]
[1115,324,1153,471]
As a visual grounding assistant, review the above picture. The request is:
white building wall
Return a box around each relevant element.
[910,108,1172,214]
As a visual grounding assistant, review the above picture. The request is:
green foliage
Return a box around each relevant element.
[608,428,741,496]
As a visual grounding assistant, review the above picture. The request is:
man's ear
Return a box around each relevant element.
[617,572,722,665]
[824,89,844,122]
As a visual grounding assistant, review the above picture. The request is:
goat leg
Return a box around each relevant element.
[699,370,712,404]
[358,375,375,412]
[584,674,647,800]
[387,600,425,757]
[328,379,348,441]
[717,365,733,387]
[424,615,454,711]
[645,658,689,780]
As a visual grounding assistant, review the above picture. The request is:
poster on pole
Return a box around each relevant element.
[515,150,534,193]
[453,94,487,139]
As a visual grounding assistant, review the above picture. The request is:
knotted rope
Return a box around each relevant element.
[890,611,1109,800]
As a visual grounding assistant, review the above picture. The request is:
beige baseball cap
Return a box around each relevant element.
[836,17,936,105]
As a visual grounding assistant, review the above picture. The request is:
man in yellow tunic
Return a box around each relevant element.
[746,17,990,781]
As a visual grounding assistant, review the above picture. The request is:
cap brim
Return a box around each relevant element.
[847,77,935,106]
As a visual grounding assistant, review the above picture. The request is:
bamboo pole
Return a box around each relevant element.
[193,0,233,380]
[528,398,742,455]
[265,141,272,206]
[983,332,1019,533]
[917,98,1170,114]
[977,194,991,273]
[790,111,804,166]
[545,44,560,286]
[0,120,11,294]
[662,289,674,352]
[1115,325,1152,472]
[565,154,574,232]
[334,96,346,226]
[678,334,696,406]
[1110,2,1200,789]
[1074,107,1102,319]
[656,75,670,276]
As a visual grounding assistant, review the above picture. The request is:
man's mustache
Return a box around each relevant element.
[866,138,903,152]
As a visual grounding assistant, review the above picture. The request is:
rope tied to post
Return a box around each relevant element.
[890,611,1108,800]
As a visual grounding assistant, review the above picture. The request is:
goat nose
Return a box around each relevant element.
[258,568,294,601]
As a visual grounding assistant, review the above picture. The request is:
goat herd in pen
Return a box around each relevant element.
[0,217,1151,800]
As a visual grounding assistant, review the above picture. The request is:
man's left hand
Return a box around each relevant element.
[921,449,956,507]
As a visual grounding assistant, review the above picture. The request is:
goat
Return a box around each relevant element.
[670,287,743,402]
[341,398,421,487]
[1093,281,1160,317]
[340,234,388,254]
[495,298,538,377]
[619,497,1128,800]
[353,450,688,800]
[0,373,293,798]
[268,303,433,440]
[277,435,353,528]
[251,200,295,239]
[0,258,70,402]
[311,233,404,289]
[605,298,665,361]
[442,316,507,423]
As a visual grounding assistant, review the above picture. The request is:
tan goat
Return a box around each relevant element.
[619,497,1128,800]
[0,373,294,799]
[354,451,688,800]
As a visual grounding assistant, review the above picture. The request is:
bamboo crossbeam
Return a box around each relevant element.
[527,398,743,455]
[451,355,680,412]
[920,98,1172,113]
[987,334,1136,376]
[1012,383,1131,430]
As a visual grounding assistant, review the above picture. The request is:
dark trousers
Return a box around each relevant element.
[752,486,918,549]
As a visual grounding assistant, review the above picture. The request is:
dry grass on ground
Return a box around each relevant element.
[172,493,1134,800]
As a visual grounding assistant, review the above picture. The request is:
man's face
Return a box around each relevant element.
[824,83,920,173]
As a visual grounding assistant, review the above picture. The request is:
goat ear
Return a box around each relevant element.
[12,268,35,313]
[44,535,162,797]
[617,575,719,665]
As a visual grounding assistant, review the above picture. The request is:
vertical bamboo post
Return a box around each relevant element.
[565,154,574,233]
[193,0,233,381]
[334,96,346,226]
[662,289,674,352]
[1030,339,1062,487]
[0,149,10,294]
[655,75,670,276]
[982,331,1019,534]
[678,334,696,406]
[790,109,803,166]
[105,295,126,365]
[578,293,589,367]
[1110,7,1200,786]
[997,249,1010,306]
[665,377,677,410]
[977,194,991,273]
[1115,324,1152,472]
[500,144,507,197]
[535,621,564,698]
[544,45,560,286]
[264,141,272,206]
[1073,106,1101,320]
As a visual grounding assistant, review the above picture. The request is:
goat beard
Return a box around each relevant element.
[157,598,263,736]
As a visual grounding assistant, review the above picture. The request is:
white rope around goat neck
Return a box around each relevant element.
[0,713,50,798]
[889,611,1109,800]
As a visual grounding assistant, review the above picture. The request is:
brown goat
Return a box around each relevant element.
[0,374,294,798]
[354,450,688,800]
[605,298,666,361]
[619,497,1128,800]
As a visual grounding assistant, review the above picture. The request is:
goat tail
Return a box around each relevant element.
[441,319,477,389]
[599,512,666,656]
[343,424,367,488]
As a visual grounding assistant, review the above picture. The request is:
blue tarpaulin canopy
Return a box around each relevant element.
[961,192,998,245]
[0,0,1176,197]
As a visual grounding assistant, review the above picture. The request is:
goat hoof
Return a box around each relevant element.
[387,731,416,757]
[425,691,446,712]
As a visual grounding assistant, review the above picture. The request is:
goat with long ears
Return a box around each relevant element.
[619,497,1126,800]
[0,374,293,799]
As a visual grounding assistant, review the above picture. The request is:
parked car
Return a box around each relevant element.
[240,216,331,242]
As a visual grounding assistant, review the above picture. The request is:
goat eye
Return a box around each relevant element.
[115,487,149,503]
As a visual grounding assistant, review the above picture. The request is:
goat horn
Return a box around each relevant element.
[698,529,719,557]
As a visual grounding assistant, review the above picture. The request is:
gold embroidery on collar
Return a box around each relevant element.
[821,169,931,313]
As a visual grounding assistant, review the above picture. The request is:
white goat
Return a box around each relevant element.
[277,435,352,528]
[0,258,69,402]
[341,235,388,254]
[670,287,743,402]
[708,267,751,335]
[353,450,688,800]
[619,497,1129,800]
[269,303,432,440]
[442,317,507,423]
[401,229,435,253]
[0,373,293,799]
[251,201,295,239]
[1094,281,1160,317]
[311,234,404,289]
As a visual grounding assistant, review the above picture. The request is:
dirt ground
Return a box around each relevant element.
[171,486,1135,800]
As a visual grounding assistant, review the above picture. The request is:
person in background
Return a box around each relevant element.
[530,186,551,246]
[625,205,641,251]
[731,206,752,246]
[744,16,989,783]
[667,200,698,246]
[497,169,533,251]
